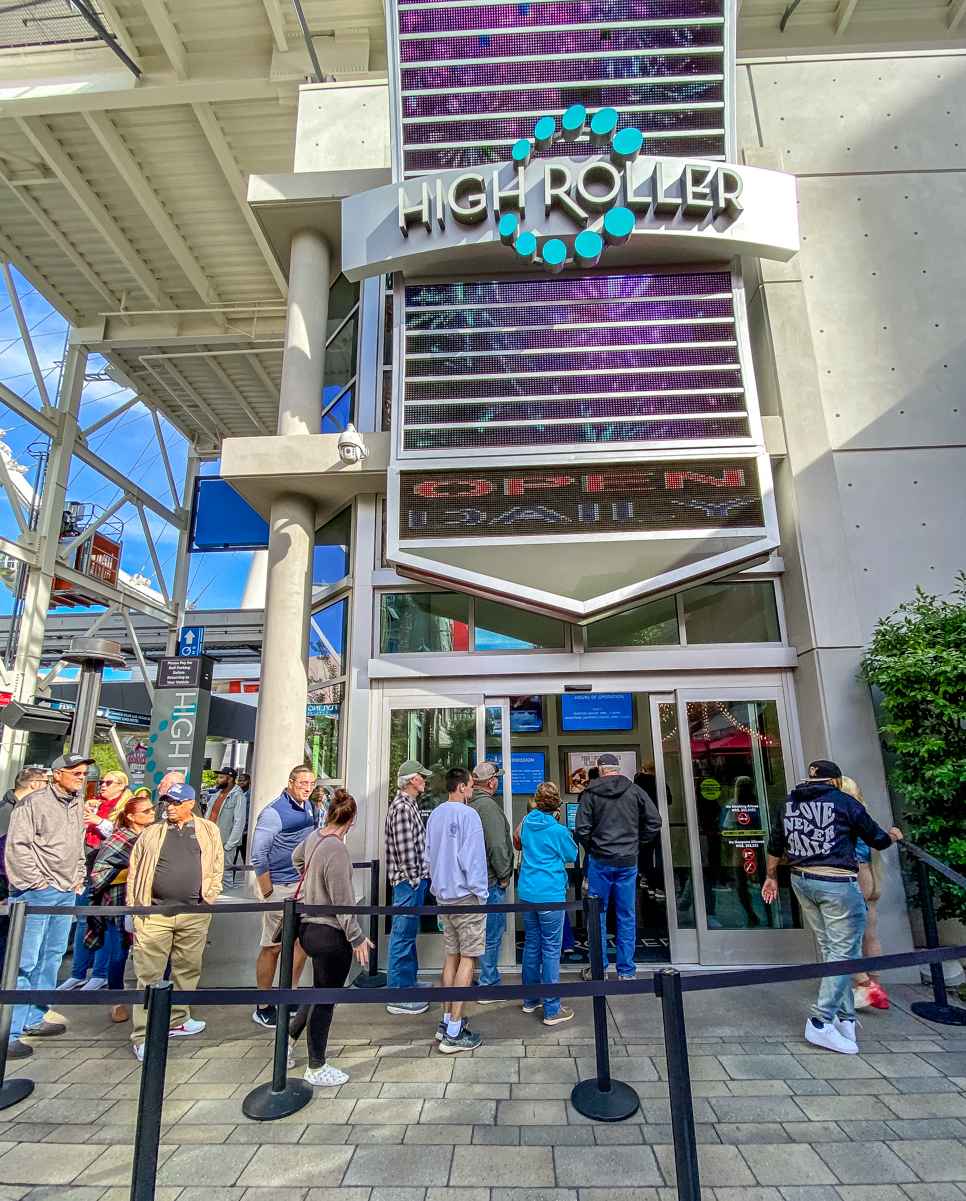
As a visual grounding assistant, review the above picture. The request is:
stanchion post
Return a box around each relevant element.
[570,896,639,1122]
[0,900,34,1110]
[130,982,172,1201]
[657,968,701,1201]
[242,898,313,1119]
[353,859,387,989]
[909,854,966,1025]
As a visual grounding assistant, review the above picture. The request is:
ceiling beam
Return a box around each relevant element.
[0,228,80,324]
[192,102,288,298]
[246,353,280,414]
[84,111,219,306]
[834,0,860,34]
[16,117,170,308]
[139,0,188,78]
[203,355,272,434]
[261,0,289,52]
[0,76,288,120]
[0,167,120,308]
[93,0,142,67]
[950,0,966,29]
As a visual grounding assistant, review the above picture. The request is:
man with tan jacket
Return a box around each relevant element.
[127,782,223,1059]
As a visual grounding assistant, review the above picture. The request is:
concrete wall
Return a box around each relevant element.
[740,51,966,968]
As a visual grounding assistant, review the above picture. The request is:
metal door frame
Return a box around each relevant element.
[675,684,811,965]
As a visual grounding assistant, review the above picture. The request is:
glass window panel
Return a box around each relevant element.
[321,276,359,432]
[379,592,470,653]
[685,699,799,932]
[306,681,343,780]
[309,598,347,684]
[584,596,679,649]
[473,599,566,651]
[313,508,351,586]
[682,581,780,643]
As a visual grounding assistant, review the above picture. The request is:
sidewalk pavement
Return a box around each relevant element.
[1,979,966,1201]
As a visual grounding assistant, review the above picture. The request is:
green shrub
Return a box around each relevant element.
[861,577,966,919]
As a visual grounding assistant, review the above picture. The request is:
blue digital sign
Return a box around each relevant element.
[486,696,544,736]
[560,692,634,732]
[490,750,547,796]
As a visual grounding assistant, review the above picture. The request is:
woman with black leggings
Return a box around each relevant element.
[288,790,372,1087]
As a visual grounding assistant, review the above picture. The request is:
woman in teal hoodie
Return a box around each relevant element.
[518,782,579,1026]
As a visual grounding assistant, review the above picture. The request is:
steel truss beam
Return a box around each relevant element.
[1,261,52,410]
[140,0,189,78]
[834,0,860,33]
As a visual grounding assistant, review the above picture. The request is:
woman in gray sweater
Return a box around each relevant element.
[289,790,372,1087]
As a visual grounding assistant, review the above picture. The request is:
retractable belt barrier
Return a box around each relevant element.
[0,841,963,1201]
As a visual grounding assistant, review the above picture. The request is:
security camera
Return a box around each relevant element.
[337,423,370,466]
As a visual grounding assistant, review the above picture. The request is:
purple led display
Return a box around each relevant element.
[401,271,750,452]
[394,0,726,175]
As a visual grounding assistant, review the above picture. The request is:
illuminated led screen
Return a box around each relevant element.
[402,270,748,452]
[395,0,727,177]
[399,457,765,540]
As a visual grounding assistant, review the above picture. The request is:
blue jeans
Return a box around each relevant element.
[522,909,565,1018]
[586,857,637,977]
[70,885,111,980]
[478,882,506,987]
[387,878,427,988]
[102,921,129,990]
[9,887,76,1039]
[792,874,866,1023]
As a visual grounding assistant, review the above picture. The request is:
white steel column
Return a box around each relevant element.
[249,229,331,829]
[165,447,201,656]
[0,342,87,788]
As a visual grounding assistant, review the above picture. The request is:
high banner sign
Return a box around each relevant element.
[370,0,783,619]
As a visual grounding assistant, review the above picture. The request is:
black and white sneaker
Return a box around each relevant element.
[439,1025,482,1054]
[434,1019,447,1042]
[252,1005,277,1029]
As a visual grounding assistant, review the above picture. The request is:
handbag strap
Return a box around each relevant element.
[293,829,343,901]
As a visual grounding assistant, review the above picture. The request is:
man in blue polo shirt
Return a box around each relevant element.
[250,764,319,1028]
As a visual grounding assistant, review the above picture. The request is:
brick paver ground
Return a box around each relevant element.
[0,978,965,1200]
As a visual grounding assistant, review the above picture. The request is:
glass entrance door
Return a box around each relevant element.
[673,688,811,965]
[383,694,513,971]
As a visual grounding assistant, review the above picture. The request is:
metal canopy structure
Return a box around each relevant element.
[0,0,384,786]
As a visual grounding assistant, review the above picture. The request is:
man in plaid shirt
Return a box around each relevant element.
[385,759,432,1015]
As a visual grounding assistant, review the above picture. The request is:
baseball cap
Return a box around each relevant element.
[808,759,842,780]
[51,754,94,770]
[472,761,503,782]
[596,752,621,768]
[398,759,429,783]
[166,782,196,803]
[217,766,237,778]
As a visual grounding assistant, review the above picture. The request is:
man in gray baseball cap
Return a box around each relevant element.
[469,761,514,998]
[385,759,432,1014]
[5,753,91,1056]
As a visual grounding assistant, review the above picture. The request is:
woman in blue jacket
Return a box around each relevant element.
[518,781,579,1026]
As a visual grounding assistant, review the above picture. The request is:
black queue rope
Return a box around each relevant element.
[0,841,962,1201]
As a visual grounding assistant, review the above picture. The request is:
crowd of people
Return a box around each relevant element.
[0,747,904,1085]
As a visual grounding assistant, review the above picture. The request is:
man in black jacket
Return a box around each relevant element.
[762,759,901,1055]
[575,752,662,980]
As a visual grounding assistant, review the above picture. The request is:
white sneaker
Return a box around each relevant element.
[834,1017,858,1045]
[521,1002,541,1014]
[57,977,85,991]
[169,1019,206,1038]
[853,984,873,1010]
[304,1063,349,1087]
[132,1044,144,1061]
[287,1042,296,1070]
[805,1018,858,1055]
[80,976,108,991]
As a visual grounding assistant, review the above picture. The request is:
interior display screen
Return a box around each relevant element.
[560,692,634,732]
[489,750,547,796]
[486,697,544,736]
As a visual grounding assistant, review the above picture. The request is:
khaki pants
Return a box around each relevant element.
[131,911,212,1042]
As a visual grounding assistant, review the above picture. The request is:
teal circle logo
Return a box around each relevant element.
[503,110,645,273]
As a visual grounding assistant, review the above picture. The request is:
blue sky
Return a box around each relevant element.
[0,266,252,615]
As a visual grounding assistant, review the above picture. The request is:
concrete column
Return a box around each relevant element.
[249,228,331,832]
[278,228,331,437]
